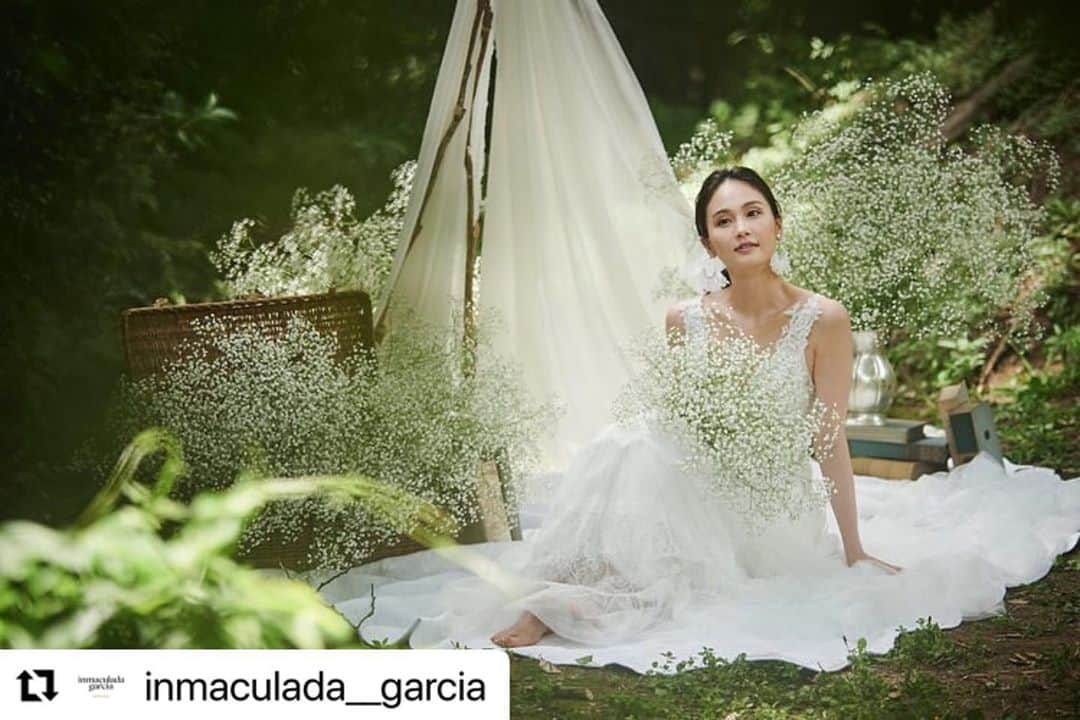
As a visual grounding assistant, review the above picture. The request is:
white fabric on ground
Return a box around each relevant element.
[316,294,1080,673]
[317,453,1079,673]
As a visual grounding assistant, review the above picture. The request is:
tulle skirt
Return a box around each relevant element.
[317,420,1080,672]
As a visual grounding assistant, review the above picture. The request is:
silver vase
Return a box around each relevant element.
[847,330,896,426]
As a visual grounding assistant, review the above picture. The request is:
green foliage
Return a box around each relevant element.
[1,1,230,512]
[662,7,1036,171]
[2,0,453,523]
[812,640,894,720]
[1045,643,1080,684]
[1,430,452,649]
[1029,197,1080,329]
[593,633,951,719]
[888,334,993,409]
[996,323,1080,478]
[891,618,962,667]
[162,91,238,150]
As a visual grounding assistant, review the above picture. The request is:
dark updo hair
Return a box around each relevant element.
[694,166,782,239]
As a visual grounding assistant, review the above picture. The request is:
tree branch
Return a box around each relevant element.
[942,53,1036,141]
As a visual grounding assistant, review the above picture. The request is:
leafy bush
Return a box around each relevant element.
[996,324,1080,478]
[890,617,961,666]
[886,333,993,413]
[0,430,453,649]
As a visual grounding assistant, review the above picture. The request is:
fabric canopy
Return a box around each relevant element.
[377,0,695,469]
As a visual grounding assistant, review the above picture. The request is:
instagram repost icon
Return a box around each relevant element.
[17,669,58,702]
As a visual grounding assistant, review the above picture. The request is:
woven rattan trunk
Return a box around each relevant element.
[121,291,373,382]
[120,291,421,570]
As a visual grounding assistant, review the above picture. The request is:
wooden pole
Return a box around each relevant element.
[375,0,489,337]
[463,0,493,374]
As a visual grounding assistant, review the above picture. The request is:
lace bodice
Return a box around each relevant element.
[682,294,824,411]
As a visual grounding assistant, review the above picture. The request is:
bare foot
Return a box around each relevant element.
[491,612,551,648]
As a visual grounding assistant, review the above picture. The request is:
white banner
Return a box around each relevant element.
[0,650,508,719]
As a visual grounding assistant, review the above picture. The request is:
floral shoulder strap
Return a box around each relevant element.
[682,296,709,349]
[777,295,824,357]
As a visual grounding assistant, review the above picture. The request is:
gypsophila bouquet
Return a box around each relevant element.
[212,161,415,301]
[119,310,554,570]
[772,73,1059,343]
[614,319,839,529]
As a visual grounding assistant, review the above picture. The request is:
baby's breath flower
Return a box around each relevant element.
[211,160,416,301]
[772,73,1059,344]
[670,119,734,183]
[615,317,839,530]
[120,310,556,571]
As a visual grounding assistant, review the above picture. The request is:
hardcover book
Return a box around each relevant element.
[851,457,944,481]
[848,436,949,464]
[844,418,926,444]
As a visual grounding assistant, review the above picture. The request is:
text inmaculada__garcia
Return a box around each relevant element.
[144,669,487,707]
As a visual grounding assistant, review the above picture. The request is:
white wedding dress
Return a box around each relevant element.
[317,295,1080,672]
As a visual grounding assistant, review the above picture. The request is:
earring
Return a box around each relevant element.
[770,239,791,277]
[701,256,730,291]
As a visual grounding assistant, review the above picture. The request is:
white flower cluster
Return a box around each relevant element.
[121,311,554,570]
[211,161,416,300]
[772,73,1059,342]
[614,323,838,530]
[670,118,734,183]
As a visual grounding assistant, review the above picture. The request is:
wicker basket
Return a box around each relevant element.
[121,291,373,381]
[120,290,516,571]
[237,520,426,572]
[122,290,401,570]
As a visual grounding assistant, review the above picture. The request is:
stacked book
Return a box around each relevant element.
[846,419,949,481]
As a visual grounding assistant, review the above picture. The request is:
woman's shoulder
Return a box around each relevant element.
[795,290,851,340]
[811,293,850,327]
[787,286,846,321]
[664,296,702,332]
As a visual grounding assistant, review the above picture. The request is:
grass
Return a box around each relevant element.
[507,545,1080,719]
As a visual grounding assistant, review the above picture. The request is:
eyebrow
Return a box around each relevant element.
[712,200,764,218]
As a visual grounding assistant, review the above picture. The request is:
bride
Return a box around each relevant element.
[322,165,1079,672]
[323,0,1080,671]
[490,166,900,648]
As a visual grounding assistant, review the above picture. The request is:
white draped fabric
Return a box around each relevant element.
[377,0,694,468]
[318,454,1080,673]
[375,0,493,336]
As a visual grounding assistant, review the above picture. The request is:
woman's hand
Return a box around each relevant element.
[846,549,902,574]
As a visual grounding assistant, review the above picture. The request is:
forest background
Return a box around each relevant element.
[3,0,1077,526]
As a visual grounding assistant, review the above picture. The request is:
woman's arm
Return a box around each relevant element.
[811,300,900,572]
